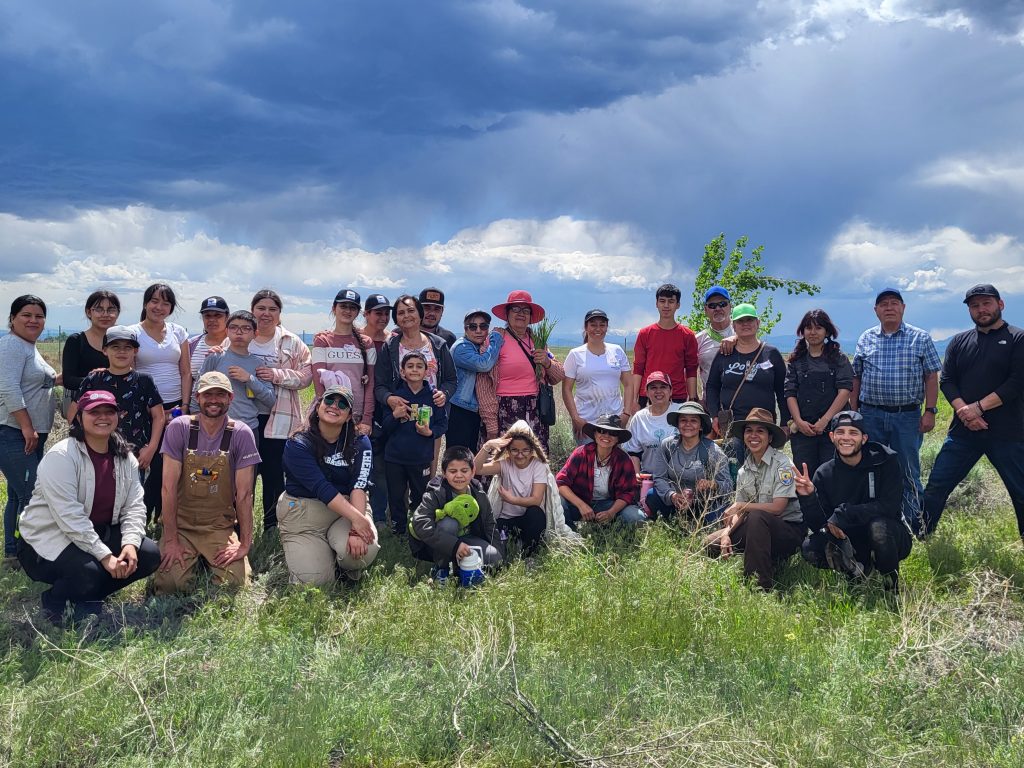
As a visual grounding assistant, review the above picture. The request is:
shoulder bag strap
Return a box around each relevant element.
[506,328,541,381]
[726,343,765,410]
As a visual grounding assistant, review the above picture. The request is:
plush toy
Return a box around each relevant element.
[437,493,479,536]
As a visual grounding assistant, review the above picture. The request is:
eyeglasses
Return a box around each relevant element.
[705,301,729,310]
[508,305,532,314]
[466,323,490,331]
[227,324,255,333]
[323,394,351,408]
[509,447,532,455]
[91,307,119,315]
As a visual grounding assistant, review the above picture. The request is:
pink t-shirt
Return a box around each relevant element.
[311,331,377,425]
[496,337,539,397]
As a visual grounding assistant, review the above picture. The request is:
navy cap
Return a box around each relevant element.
[963,284,1000,304]
[200,296,229,314]
[830,410,865,433]
[334,288,361,306]
[703,285,731,303]
[364,293,391,312]
[874,288,904,305]
[584,308,609,323]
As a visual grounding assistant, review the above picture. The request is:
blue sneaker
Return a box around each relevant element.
[431,566,449,586]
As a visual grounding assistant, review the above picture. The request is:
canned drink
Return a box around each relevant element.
[683,488,695,504]
[416,405,432,427]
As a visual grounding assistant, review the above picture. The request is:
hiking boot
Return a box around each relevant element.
[825,538,866,579]
[40,590,66,624]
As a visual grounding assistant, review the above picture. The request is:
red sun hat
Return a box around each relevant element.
[492,290,546,324]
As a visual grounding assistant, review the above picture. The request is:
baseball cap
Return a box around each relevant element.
[102,325,139,348]
[730,303,758,321]
[703,286,731,303]
[830,410,865,433]
[963,284,1000,304]
[874,288,904,305]
[584,308,609,323]
[644,371,672,389]
[200,296,229,314]
[463,309,492,324]
[334,288,361,306]
[419,287,445,306]
[364,293,392,312]
[322,384,355,408]
[78,390,119,412]
[197,371,233,394]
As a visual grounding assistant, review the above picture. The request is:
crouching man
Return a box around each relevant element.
[795,410,913,590]
[154,371,261,594]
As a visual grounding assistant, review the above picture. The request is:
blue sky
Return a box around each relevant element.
[2,1,1023,346]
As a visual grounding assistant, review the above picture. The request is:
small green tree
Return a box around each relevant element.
[685,233,820,334]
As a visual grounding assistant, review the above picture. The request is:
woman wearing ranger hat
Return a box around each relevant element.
[705,407,805,591]
[647,401,732,522]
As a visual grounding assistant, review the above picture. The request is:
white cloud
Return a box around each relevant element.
[917,153,1024,194]
[825,219,1024,297]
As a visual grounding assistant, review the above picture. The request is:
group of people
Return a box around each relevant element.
[0,277,1020,621]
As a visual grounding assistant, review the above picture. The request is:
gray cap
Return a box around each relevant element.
[102,325,139,348]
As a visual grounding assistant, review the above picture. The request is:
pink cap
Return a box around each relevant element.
[644,371,672,389]
[78,390,119,412]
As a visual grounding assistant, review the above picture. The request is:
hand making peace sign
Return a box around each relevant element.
[793,462,815,496]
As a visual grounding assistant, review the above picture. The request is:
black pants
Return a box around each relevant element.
[18,525,160,605]
[803,518,912,577]
[497,505,546,556]
[447,404,482,453]
[256,414,286,530]
[790,432,834,480]
[707,510,805,590]
[385,461,430,533]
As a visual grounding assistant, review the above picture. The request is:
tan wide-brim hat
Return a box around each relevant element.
[666,401,712,435]
[727,407,787,449]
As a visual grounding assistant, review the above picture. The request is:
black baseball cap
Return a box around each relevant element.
[419,287,445,306]
[463,309,492,325]
[200,296,229,314]
[334,288,361,306]
[874,288,904,305]
[963,284,1000,304]
[830,410,865,433]
[584,309,609,323]
[364,293,391,312]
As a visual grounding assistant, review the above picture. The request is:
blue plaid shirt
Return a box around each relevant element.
[852,322,941,407]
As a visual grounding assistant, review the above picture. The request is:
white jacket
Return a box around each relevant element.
[18,438,147,562]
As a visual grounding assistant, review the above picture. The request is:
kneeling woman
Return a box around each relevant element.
[17,390,160,621]
[278,385,379,584]
[556,414,647,529]
[411,446,503,577]
[704,408,805,590]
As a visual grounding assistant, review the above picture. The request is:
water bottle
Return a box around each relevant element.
[457,546,485,588]
[638,473,654,513]
[170,406,183,419]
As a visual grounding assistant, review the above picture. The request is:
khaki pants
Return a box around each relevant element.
[277,493,380,585]
[153,525,251,595]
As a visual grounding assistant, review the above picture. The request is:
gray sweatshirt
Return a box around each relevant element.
[194,349,276,429]
[0,333,56,432]
[649,436,733,507]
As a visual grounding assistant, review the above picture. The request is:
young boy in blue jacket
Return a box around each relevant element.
[382,352,449,535]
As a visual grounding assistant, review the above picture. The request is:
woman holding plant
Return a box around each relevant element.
[478,290,564,451]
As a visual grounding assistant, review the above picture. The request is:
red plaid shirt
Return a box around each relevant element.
[556,442,638,505]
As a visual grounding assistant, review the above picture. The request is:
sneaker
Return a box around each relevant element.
[39,590,66,624]
[430,566,449,586]
[825,538,866,579]
[72,601,104,622]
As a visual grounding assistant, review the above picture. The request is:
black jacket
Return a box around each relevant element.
[411,477,500,561]
[374,331,458,412]
[798,441,906,532]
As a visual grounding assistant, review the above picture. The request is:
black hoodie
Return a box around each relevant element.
[798,441,906,532]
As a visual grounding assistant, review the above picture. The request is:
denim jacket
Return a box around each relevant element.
[450,332,503,412]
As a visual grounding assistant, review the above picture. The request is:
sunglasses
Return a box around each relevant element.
[705,301,729,310]
[323,394,351,408]
[465,322,490,331]
[593,428,617,437]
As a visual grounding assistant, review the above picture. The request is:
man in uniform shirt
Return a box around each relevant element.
[851,288,941,534]
[922,284,1024,538]
[154,371,261,594]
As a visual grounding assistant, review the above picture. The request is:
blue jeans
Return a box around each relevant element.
[923,432,1024,537]
[0,426,47,556]
[560,497,647,530]
[859,404,923,532]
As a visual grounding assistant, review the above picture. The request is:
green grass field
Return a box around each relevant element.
[0,345,1022,766]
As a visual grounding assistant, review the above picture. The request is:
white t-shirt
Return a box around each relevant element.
[564,343,630,422]
[249,330,282,367]
[622,408,678,472]
[593,462,611,501]
[131,322,188,404]
[497,459,549,519]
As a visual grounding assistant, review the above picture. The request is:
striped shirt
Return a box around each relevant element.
[852,322,941,407]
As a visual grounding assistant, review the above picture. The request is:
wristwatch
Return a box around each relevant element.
[924,406,938,414]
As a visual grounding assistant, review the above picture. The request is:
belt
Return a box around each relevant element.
[862,402,919,413]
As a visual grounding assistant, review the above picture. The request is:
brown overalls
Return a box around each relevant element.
[154,417,252,594]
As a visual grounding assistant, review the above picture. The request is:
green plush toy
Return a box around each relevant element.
[437,493,480,536]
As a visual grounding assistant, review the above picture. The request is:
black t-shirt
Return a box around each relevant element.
[939,322,1024,441]
[61,332,110,392]
[707,344,791,423]
[76,369,163,452]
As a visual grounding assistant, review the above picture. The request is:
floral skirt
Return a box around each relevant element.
[495,395,550,451]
